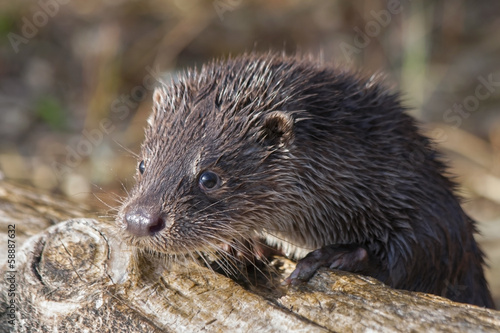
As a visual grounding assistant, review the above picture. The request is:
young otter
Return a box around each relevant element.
[117,53,495,308]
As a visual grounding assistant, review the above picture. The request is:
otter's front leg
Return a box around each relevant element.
[283,244,377,285]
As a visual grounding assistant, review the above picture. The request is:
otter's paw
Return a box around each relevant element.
[283,245,369,286]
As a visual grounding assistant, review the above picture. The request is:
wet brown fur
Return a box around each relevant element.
[118,53,494,308]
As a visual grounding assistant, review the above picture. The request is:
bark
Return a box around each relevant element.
[1,181,499,332]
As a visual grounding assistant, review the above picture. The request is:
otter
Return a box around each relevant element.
[117,53,495,309]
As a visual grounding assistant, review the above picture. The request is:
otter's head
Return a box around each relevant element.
[117,55,307,257]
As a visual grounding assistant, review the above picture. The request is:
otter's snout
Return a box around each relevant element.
[124,207,166,237]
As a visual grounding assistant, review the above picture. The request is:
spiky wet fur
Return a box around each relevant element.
[117,53,494,308]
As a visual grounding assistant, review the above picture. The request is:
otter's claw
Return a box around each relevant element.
[283,245,369,286]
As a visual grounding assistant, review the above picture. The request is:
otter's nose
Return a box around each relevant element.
[124,207,166,237]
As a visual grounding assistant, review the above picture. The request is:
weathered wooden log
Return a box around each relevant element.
[1,181,499,332]
[0,181,91,265]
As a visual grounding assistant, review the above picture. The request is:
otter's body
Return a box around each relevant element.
[118,54,494,308]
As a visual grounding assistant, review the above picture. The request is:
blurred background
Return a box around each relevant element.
[0,0,499,306]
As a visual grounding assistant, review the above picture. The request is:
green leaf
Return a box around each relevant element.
[36,96,67,130]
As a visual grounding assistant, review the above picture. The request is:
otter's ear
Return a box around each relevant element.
[259,111,294,148]
[150,87,167,120]
[153,88,167,108]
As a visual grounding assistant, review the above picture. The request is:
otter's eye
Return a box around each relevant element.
[199,171,220,191]
[138,160,145,174]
